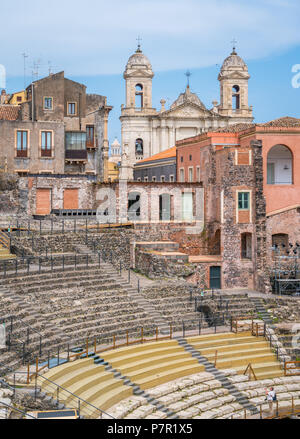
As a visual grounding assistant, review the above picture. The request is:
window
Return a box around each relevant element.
[137,178,141,182]
[16,131,28,158]
[238,192,250,210]
[135,84,143,108]
[161,176,165,182]
[44,97,53,110]
[68,102,76,115]
[152,176,157,182]
[65,132,87,159]
[86,125,95,147]
[169,175,174,182]
[182,192,193,221]
[232,85,240,110]
[144,176,148,182]
[179,168,185,182]
[180,156,183,163]
[159,194,171,221]
[196,166,200,182]
[135,139,143,157]
[267,144,293,185]
[41,131,52,157]
[128,192,141,221]
[189,155,192,161]
[17,96,22,102]
[188,167,193,182]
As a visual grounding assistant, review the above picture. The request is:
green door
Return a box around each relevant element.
[210,266,221,289]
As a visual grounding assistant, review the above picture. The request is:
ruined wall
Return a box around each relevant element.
[0,173,27,218]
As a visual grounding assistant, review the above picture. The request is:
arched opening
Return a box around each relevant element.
[128,191,141,221]
[272,233,289,249]
[135,84,143,109]
[135,138,144,158]
[232,85,240,110]
[267,145,293,185]
[241,232,252,259]
[159,194,171,221]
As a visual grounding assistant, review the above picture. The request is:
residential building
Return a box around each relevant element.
[0,71,112,180]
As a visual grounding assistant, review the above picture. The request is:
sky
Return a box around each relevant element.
[1,0,300,145]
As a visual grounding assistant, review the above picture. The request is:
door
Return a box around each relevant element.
[36,189,51,215]
[63,189,79,210]
[210,266,221,289]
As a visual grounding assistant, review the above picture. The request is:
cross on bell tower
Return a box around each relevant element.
[185,70,192,88]
[231,38,238,55]
[136,36,142,53]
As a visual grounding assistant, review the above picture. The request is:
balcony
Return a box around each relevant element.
[16,149,28,158]
[65,149,87,161]
[65,132,87,162]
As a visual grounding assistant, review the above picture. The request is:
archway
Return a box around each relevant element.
[267,145,293,185]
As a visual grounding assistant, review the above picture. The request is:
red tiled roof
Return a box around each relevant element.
[213,117,300,134]
[136,146,176,164]
[258,117,300,128]
[213,123,255,133]
[0,105,19,121]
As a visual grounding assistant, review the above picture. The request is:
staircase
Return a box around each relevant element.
[0,231,15,260]
[251,298,274,325]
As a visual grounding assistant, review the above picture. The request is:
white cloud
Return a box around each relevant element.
[1,0,300,76]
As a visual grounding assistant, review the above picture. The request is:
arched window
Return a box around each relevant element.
[232,85,240,110]
[135,139,144,158]
[128,191,141,221]
[135,84,143,108]
[267,145,293,185]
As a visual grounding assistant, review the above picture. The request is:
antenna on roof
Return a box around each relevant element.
[21,52,29,89]
[32,58,41,81]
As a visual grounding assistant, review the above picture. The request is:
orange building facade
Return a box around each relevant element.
[176,117,300,292]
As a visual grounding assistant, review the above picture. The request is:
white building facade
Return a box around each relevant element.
[120,45,254,180]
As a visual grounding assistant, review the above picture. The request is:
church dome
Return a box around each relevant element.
[220,49,248,72]
[126,48,152,71]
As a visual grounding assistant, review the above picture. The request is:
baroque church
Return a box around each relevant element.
[119,43,254,180]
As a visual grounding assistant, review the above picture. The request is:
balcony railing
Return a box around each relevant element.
[65,150,87,160]
[16,150,28,158]
[41,149,52,158]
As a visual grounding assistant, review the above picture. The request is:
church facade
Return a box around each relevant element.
[119,45,254,180]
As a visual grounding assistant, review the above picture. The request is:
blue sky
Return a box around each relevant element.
[1,0,300,144]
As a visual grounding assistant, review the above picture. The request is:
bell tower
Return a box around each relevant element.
[123,42,154,111]
[218,45,253,122]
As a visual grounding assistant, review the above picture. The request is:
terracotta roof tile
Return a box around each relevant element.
[213,123,255,133]
[0,105,19,121]
[258,116,300,128]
